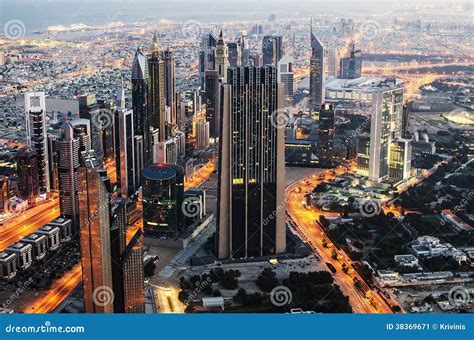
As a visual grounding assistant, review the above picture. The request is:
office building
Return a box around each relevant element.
[0,176,8,214]
[204,70,220,139]
[20,233,47,261]
[148,33,167,143]
[16,147,39,204]
[215,30,229,80]
[277,54,294,107]
[285,141,316,166]
[309,22,326,112]
[115,109,136,197]
[262,35,283,66]
[142,163,185,237]
[131,47,149,163]
[36,225,60,251]
[318,104,335,166]
[5,243,32,271]
[79,94,106,164]
[57,119,92,226]
[199,32,218,90]
[47,134,59,191]
[339,44,362,79]
[217,66,286,259]
[0,252,17,280]
[388,138,412,181]
[196,119,210,149]
[24,92,50,193]
[162,46,177,131]
[47,217,73,243]
[110,196,145,313]
[154,137,178,165]
[227,41,241,67]
[78,150,113,313]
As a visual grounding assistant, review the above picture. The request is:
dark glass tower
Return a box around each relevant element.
[17,147,39,204]
[204,69,220,139]
[142,163,184,237]
[262,35,283,66]
[217,66,286,259]
[318,103,335,166]
[162,46,176,133]
[309,21,325,111]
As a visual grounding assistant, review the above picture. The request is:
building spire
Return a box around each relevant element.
[151,32,160,53]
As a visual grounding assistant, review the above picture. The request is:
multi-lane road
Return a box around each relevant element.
[286,166,396,314]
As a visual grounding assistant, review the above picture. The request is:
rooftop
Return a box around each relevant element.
[326,76,404,92]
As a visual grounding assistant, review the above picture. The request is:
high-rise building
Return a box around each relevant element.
[115,109,136,197]
[339,44,362,79]
[79,94,106,165]
[199,32,218,91]
[147,33,167,144]
[388,138,412,181]
[154,137,178,165]
[227,41,241,67]
[131,47,149,164]
[78,151,113,313]
[196,119,210,149]
[204,70,220,139]
[47,134,59,191]
[277,54,294,107]
[318,103,335,166]
[57,120,92,227]
[162,46,176,130]
[142,163,184,237]
[110,196,145,313]
[24,92,50,193]
[16,147,39,204]
[239,35,250,66]
[217,66,286,259]
[309,21,326,112]
[262,35,283,66]
[215,30,229,80]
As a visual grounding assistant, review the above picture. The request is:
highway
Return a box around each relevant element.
[0,196,60,250]
[286,166,395,314]
[184,159,215,190]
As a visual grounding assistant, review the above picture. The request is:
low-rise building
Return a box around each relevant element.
[47,217,73,242]
[36,225,60,251]
[0,252,16,280]
[5,243,33,270]
[20,233,47,260]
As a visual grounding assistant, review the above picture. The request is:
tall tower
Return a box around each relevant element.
[57,119,91,227]
[262,35,283,66]
[147,33,167,145]
[215,30,229,80]
[277,54,295,107]
[110,196,145,313]
[162,46,177,131]
[17,147,39,204]
[204,69,220,139]
[79,94,105,165]
[78,150,113,313]
[309,20,326,112]
[318,103,335,166]
[114,109,136,197]
[217,66,286,259]
[24,92,50,193]
[199,32,218,91]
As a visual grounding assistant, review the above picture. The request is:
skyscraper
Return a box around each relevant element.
[131,47,149,163]
[339,44,362,79]
[57,119,92,227]
[277,54,294,107]
[309,21,326,112]
[215,30,229,80]
[196,119,210,149]
[162,46,177,131]
[79,94,105,165]
[227,41,241,67]
[262,35,283,66]
[217,66,286,259]
[0,176,8,215]
[114,109,136,197]
[204,69,220,139]
[147,33,167,144]
[199,32,218,91]
[318,103,335,166]
[142,163,184,238]
[110,196,145,313]
[78,150,113,313]
[17,147,39,204]
[24,92,50,193]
